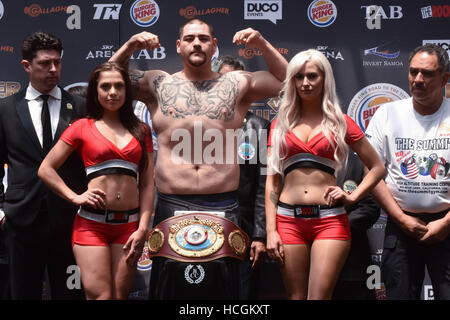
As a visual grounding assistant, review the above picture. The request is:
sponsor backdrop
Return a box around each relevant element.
[0,0,449,300]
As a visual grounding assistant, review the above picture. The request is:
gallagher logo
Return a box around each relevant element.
[24,4,68,18]
[0,45,14,53]
[348,83,409,132]
[130,0,160,27]
[179,6,229,19]
[238,47,288,60]
[307,0,337,28]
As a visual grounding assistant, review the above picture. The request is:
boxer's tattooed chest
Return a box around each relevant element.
[153,75,240,121]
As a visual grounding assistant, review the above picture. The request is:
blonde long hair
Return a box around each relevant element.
[269,49,348,175]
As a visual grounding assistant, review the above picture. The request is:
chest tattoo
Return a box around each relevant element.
[153,74,240,121]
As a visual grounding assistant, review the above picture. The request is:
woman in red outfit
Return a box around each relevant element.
[38,62,154,299]
[265,50,385,300]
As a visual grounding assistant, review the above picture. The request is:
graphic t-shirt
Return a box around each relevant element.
[366,98,450,213]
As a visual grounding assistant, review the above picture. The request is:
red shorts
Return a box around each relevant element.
[276,212,351,245]
[72,214,139,247]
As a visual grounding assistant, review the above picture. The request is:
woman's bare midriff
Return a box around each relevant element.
[279,167,337,206]
[88,174,139,210]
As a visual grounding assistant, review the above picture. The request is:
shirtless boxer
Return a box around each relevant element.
[110,18,287,299]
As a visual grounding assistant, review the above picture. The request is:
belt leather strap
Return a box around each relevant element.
[147,212,250,262]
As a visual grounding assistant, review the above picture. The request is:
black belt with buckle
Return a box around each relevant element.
[278,201,339,218]
[81,206,139,223]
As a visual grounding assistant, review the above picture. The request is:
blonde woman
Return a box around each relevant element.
[265,50,385,300]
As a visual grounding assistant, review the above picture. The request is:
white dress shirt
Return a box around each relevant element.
[25,84,62,147]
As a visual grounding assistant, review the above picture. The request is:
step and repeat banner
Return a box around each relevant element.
[0,0,449,300]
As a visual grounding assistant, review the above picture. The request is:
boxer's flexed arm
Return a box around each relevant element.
[109,32,166,104]
[232,28,288,103]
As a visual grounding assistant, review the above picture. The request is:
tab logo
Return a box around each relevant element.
[361,5,403,30]
[307,0,337,28]
[93,4,122,20]
[244,0,282,25]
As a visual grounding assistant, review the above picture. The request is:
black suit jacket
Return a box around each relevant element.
[238,112,270,241]
[0,87,87,229]
[336,150,380,281]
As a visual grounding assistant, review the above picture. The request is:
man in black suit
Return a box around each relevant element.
[0,32,86,299]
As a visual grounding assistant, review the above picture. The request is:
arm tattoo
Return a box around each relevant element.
[153,74,240,121]
[270,191,279,206]
[129,69,145,96]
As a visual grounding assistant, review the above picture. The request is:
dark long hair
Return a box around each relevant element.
[86,62,149,181]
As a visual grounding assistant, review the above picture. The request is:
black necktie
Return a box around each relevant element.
[40,95,52,155]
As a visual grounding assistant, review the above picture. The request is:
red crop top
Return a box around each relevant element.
[268,115,364,175]
[60,118,153,178]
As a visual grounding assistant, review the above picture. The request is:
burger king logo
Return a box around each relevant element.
[130,0,160,27]
[307,0,337,27]
[0,1,4,20]
[137,241,152,271]
[348,83,409,132]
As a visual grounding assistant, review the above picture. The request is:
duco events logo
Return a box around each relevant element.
[348,83,409,132]
[0,1,4,20]
[307,0,337,28]
[130,0,160,27]
[421,5,450,19]
[179,6,229,19]
[244,0,282,25]
[24,4,68,18]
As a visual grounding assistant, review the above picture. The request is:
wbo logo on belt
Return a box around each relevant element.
[147,213,249,262]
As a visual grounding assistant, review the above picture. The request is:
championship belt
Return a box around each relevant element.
[147,212,250,262]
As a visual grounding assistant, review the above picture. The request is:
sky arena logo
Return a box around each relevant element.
[130,0,159,27]
[316,46,344,60]
[348,83,409,132]
[307,0,337,27]
[179,6,229,19]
